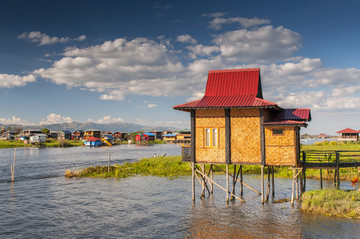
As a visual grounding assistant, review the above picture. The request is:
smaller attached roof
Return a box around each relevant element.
[273,108,311,122]
[86,136,101,142]
[263,120,307,127]
[336,128,360,134]
[143,132,156,136]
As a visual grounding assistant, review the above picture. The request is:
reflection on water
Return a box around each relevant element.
[0,144,360,238]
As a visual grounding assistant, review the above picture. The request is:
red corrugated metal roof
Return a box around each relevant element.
[205,68,262,98]
[336,128,360,134]
[86,136,101,142]
[273,108,311,122]
[173,68,281,110]
[263,120,307,126]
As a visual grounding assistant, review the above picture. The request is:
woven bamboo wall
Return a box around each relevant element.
[265,126,297,166]
[195,109,226,163]
[231,109,261,164]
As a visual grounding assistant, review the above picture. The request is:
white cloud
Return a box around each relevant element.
[18,31,86,46]
[0,116,29,125]
[176,34,198,44]
[209,16,270,30]
[89,115,125,124]
[213,26,302,62]
[39,113,73,125]
[0,74,36,88]
[186,44,220,58]
[147,103,158,108]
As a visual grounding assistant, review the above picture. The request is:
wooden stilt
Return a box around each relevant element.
[192,162,195,201]
[210,164,213,194]
[295,169,299,200]
[266,166,270,201]
[271,166,275,197]
[261,165,264,204]
[299,169,303,195]
[320,169,323,189]
[291,168,296,206]
[195,168,245,202]
[226,164,229,203]
[212,164,260,194]
[240,165,243,197]
[336,152,340,189]
[232,165,236,200]
[201,164,205,198]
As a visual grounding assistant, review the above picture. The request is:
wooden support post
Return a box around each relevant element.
[299,169,303,196]
[320,169,323,189]
[261,165,264,204]
[201,164,205,198]
[226,164,229,203]
[302,152,306,192]
[195,168,245,202]
[240,165,243,197]
[271,166,275,197]
[192,162,195,201]
[232,165,236,200]
[266,166,270,201]
[210,164,213,194]
[336,152,340,189]
[295,169,299,200]
[291,168,296,206]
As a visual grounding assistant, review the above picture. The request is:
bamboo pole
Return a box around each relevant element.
[108,153,111,173]
[240,165,243,197]
[266,166,270,201]
[296,169,299,200]
[192,162,195,201]
[212,164,261,195]
[195,168,245,202]
[11,148,16,182]
[232,165,236,200]
[226,164,229,203]
[261,165,264,204]
[291,168,295,206]
[210,164,213,194]
[271,166,275,197]
[320,169,323,189]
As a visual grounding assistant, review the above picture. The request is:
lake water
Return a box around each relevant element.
[0,144,359,238]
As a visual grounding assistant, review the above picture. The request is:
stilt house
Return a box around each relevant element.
[173,68,311,167]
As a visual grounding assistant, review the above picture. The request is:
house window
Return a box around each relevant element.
[205,128,219,147]
[273,129,284,135]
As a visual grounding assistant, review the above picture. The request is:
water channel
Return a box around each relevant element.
[0,144,359,238]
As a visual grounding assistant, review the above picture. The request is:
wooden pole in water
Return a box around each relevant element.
[261,165,264,204]
[336,152,340,189]
[232,165,236,200]
[291,168,295,206]
[192,162,195,201]
[295,169,299,200]
[11,148,16,182]
[240,165,243,197]
[271,166,275,197]
[108,153,111,173]
[210,164,213,194]
[226,164,229,203]
[320,169,323,189]
[266,166,270,201]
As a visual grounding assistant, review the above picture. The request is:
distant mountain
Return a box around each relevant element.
[4,122,182,133]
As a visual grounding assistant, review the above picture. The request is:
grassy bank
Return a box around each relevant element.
[0,139,83,148]
[65,155,266,179]
[301,189,360,218]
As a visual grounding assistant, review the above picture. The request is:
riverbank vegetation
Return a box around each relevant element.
[0,138,83,148]
[301,189,360,218]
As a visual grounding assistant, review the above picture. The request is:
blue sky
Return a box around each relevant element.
[1,0,360,135]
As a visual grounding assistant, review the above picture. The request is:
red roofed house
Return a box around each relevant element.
[336,128,359,141]
[173,68,311,202]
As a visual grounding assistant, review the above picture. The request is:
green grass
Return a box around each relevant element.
[0,139,84,148]
[301,188,360,218]
[302,140,360,151]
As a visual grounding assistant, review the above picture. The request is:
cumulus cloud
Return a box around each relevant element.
[0,116,29,125]
[0,74,36,88]
[39,113,73,125]
[18,31,86,45]
[176,34,198,44]
[89,115,125,124]
[213,26,302,62]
